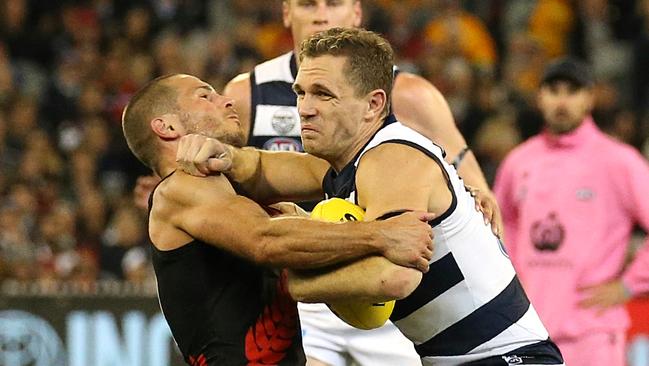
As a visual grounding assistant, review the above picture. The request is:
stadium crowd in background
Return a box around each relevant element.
[0,0,647,293]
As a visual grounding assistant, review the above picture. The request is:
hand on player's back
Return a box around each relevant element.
[379,211,435,273]
[466,185,504,238]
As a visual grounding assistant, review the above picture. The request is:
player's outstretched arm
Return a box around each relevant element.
[287,256,421,304]
[151,171,434,271]
[176,134,329,203]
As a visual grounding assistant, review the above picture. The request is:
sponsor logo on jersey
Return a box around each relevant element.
[576,187,594,201]
[530,211,564,251]
[263,137,303,152]
[271,107,297,135]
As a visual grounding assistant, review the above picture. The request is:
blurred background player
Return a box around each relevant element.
[494,57,649,366]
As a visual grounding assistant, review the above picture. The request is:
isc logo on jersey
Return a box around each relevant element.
[263,137,303,152]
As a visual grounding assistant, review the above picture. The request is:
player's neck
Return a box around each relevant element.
[156,155,178,179]
[331,119,383,172]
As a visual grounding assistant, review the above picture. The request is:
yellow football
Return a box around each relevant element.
[310,198,395,330]
[310,197,366,222]
[327,300,395,330]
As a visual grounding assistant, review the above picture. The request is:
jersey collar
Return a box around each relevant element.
[542,116,598,148]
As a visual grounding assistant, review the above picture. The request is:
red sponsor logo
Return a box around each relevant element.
[244,272,298,365]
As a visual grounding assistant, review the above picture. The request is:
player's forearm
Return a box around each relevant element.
[253,218,386,269]
[287,256,421,303]
[228,147,325,203]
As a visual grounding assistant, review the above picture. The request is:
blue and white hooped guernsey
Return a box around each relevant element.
[322,120,562,365]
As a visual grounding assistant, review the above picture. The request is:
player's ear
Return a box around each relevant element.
[282,1,292,28]
[151,114,183,139]
[352,0,363,27]
[364,89,387,122]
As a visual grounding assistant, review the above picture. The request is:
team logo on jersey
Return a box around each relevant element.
[530,212,564,251]
[271,107,297,135]
[0,310,66,366]
[263,137,303,151]
[576,187,595,201]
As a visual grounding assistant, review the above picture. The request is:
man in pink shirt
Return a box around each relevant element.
[494,58,649,366]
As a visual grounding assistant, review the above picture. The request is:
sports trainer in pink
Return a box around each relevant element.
[494,58,649,366]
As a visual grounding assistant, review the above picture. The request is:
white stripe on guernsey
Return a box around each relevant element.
[354,122,443,168]
[393,227,517,344]
[252,105,301,136]
[468,305,549,355]
[447,221,517,301]
[394,280,474,344]
[254,52,295,84]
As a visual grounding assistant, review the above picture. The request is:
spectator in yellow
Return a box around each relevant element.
[528,0,575,58]
[424,0,497,70]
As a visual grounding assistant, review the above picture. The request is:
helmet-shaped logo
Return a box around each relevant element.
[271,107,297,135]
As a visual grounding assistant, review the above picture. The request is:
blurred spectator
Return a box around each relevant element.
[100,204,146,280]
[573,0,633,104]
[632,0,649,117]
[528,0,575,57]
[0,186,38,282]
[473,110,522,185]
[423,0,498,71]
[503,32,548,103]
[0,42,15,104]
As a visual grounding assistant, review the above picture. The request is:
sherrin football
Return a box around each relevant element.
[310,198,395,330]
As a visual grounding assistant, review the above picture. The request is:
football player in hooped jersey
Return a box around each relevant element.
[177,28,564,365]
[219,1,502,365]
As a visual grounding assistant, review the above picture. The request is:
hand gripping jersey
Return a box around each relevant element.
[322,119,562,365]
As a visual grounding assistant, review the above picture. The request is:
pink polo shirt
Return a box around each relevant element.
[494,117,649,340]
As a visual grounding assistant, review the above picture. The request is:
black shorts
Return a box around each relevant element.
[462,340,564,365]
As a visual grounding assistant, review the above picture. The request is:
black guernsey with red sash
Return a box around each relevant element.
[149,172,305,366]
